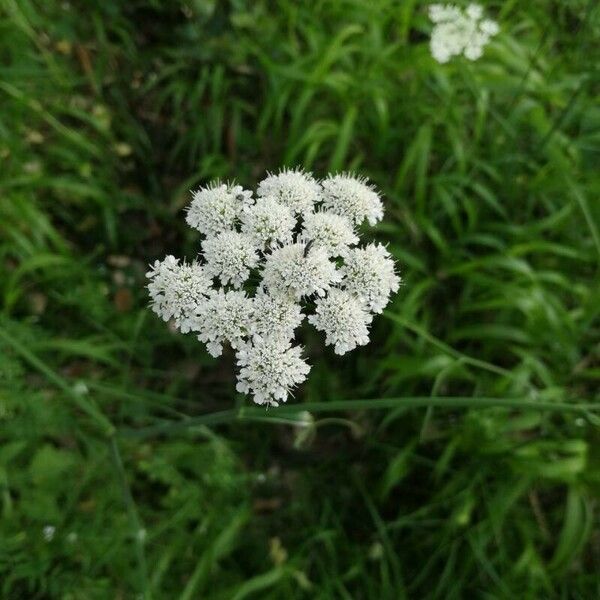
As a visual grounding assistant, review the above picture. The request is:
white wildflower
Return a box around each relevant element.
[262,242,341,299]
[257,168,321,215]
[428,3,499,64]
[428,4,461,23]
[203,231,259,288]
[146,256,211,333]
[321,173,383,226]
[72,381,88,396]
[341,244,400,313]
[480,19,500,36]
[309,289,372,355]
[235,335,310,406]
[186,183,253,237]
[301,211,358,257]
[241,196,295,248]
[192,289,252,357]
[465,3,483,20]
[147,169,401,406]
[251,290,304,339]
[43,525,56,542]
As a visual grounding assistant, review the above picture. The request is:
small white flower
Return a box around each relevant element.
[463,37,484,61]
[428,3,499,64]
[257,168,321,215]
[430,22,464,63]
[480,19,499,36]
[465,3,483,20]
[192,289,253,357]
[301,211,358,257]
[241,196,295,248]
[262,242,341,299]
[428,4,461,23]
[341,244,400,313]
[43,525,56,542]
[321,173,383,226]
[251,290,304,339]
[186,183,253,237]
[309,289,372,355]
[236,335,310,406]
[203,231,259,288]
[146,256,212,332]
[72,381,89,395]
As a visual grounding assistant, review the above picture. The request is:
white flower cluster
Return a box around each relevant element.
[147,169,400,406]
[429,3,499,64]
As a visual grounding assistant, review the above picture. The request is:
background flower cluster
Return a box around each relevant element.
[429,3,499,63]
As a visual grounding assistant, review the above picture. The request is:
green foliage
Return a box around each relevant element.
[1,0,600,597]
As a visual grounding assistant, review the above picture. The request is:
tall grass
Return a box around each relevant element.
[1,0,599,597]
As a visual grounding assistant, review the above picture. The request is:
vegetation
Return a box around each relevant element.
[1,0,599,597]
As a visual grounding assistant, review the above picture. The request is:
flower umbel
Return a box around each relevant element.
[203,230,259,289]
[146,256,211,333]
[192,289,252,357]
[241,196,295,249]
[257,168,321,215]
[309,289,373,355]
[236,335,311,407]
[428,3,499,64]
[250,290,305,340]
[321,173,384,226]
[186,183,252,237]
[341,244,401,314]
[146,170,401,405]
[262,242,341,300]
[301,211,358,257]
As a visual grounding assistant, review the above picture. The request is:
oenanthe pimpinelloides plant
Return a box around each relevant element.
[429,3,499,64]
[147,169,400,407]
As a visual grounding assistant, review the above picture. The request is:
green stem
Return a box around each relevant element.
[109,437,150,599]
[120,396,599,440]
[383,311,513,379]
[539,76,588,151]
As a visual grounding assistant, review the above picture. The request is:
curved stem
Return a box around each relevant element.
[119,396,599,439]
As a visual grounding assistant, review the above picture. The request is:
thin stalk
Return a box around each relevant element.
[383,311,514,379]
[119,396,599,440]
[539,76,588,151]
[505,25,550,113]
[109,437,151,600]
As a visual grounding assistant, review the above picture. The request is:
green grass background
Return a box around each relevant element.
[1,0,600,597]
